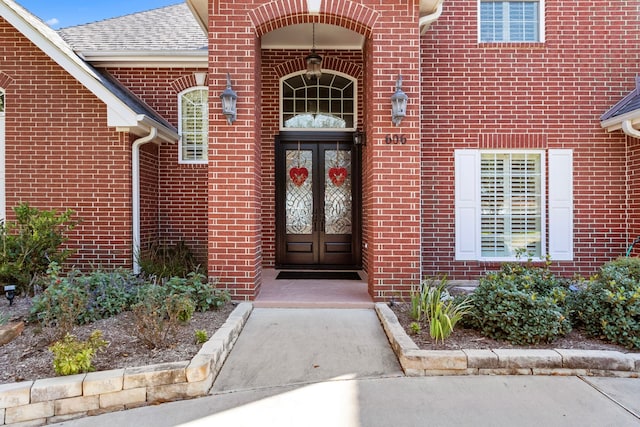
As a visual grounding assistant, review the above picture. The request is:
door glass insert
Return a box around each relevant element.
[286,149,313,234]
[325,149,352,234]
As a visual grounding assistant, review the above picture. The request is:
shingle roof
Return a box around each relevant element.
[601,76,640,122]
[0,0,177,140]
[58,3,207,53]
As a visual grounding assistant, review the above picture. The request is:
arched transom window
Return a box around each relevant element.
[178,87,208,163]
[281,72,356,130]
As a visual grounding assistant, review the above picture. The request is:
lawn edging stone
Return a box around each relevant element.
[375,302,640,378]
[0,302,253,426]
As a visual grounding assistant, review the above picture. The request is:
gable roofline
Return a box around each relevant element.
[0,0,178,143]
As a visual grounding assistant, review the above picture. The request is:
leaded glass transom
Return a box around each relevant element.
[282,73,356,130]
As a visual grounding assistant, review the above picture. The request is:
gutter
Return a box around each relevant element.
[419,1,444,35]
[132,127,158,274]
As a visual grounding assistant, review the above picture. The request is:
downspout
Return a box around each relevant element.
[419,1,444,35]
[132,127,158,274]
[622,119,640,139]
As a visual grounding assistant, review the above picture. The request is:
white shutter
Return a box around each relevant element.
[455,150,480,260]
[548,149,573,260]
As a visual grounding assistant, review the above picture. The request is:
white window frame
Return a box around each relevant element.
[0,88,5,222]
[477,0,545,43]
[455,148,573,262]
[279,71,357,132]
[178,86,208,164]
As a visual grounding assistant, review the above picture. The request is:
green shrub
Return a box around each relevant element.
[77,269,139,323]
[30,263,87,338]
[0,203,76,294]
[466,257,572,345]
[410,277,472,343]
[569,257,640,349]
[50,331,108,376]
[165,273,229,312]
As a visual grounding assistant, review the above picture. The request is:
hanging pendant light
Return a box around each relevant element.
[305,23,322,80]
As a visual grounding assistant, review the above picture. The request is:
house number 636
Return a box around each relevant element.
[385,134,407,145]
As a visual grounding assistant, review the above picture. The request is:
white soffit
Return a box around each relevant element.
[261,23,364,50]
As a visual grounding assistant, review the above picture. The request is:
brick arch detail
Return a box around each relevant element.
[170,73,209,94]
[0,71,15,89]
[249,0,379,39]
[274,57,362,80]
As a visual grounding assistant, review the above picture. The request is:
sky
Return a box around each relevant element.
[18,0,181,29]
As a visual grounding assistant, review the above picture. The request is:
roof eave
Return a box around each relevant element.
[186,0,207,33]
[80,50,208,68]
[601,111,640,132]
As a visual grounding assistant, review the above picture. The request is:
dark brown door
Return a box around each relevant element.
[276,137,360,268]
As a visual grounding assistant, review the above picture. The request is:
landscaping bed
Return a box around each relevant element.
[391,302,631,353]
[0,296,235,383]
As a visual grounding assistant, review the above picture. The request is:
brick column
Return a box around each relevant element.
[208,2,262,300]
[364,1,422,301]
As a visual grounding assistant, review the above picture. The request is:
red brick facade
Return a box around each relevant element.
[2,0,640,301]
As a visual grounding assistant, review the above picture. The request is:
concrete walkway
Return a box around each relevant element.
[52,308,640,427]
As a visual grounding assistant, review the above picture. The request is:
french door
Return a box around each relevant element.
[275,136,361,268]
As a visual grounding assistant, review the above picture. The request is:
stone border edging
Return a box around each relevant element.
[0,302,253,426]
[375,303,640,378]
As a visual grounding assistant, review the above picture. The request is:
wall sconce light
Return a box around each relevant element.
[220,73,237,124]
[391,74,408,126]
[4,285,15,306]
[353,130,366,146]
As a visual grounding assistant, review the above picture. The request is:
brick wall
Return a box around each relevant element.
[0,18,133,269]
[105,68,209,264]
[420,0,640,280]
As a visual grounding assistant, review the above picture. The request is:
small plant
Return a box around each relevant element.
[408,322,421,335]
[138,241,201,280]
[77,268,139,324]
[132,283,196,348]
[49,331,108,376]
[165,273,230,312]
[30,263,87,338]
[569,257,640,349]
[194,329,209,344]
[409,277,472,343]
[0,311,8,326]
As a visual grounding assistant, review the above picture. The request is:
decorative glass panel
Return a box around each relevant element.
[0,90,4,113]
[282,72,356,129]
[325,149,352,235]
[481,152,541,257]
[286,149,313,234]
[179,88,208,162]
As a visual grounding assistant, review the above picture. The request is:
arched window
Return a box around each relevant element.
[178,87,208,163]
[281,72,356,130]
[0,89,5,221]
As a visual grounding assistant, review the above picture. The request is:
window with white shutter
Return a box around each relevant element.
[456,149,571,261]
[480,152,542,258]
